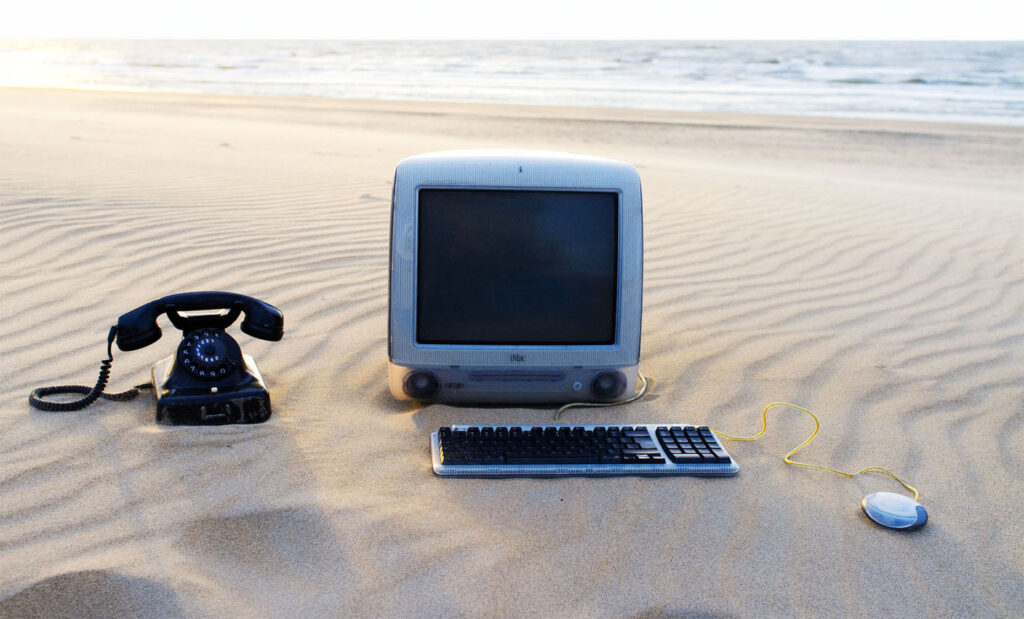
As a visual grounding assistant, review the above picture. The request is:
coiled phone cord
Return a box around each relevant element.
[28,326,150,412]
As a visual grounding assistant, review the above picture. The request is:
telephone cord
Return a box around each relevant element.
[28,326,150,412]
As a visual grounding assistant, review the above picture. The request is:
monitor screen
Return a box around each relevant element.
[416,189,619,345]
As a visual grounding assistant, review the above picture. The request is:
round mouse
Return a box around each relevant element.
[862,491,928,530]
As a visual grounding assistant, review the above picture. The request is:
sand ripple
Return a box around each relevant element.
[2,89,1023,616]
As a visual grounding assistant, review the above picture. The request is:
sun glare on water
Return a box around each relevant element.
[0,39,118,90]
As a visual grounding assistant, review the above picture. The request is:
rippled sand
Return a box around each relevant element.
[1,88,1023,617]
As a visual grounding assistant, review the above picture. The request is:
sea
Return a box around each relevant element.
[2,39,1022,125]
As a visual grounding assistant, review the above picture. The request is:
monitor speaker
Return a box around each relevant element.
[592,371,626,399]
[404,371,439,399]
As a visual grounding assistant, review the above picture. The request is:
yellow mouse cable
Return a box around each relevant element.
[711,402,920,501]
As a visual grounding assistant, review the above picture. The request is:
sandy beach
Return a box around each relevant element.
[1,87,1023,617]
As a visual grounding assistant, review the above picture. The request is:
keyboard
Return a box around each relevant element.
[431,424,739,477]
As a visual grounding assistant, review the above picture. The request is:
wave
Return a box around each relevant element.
[904,78,991,87]
[2,40,1022,125]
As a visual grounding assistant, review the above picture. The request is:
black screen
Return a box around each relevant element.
[416,189,618,345]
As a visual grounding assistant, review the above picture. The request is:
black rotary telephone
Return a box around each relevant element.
[29,292,284,425]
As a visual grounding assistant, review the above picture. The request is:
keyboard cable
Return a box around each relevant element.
[553,372,649,422]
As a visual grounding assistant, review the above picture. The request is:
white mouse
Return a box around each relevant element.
[862,491,928,530]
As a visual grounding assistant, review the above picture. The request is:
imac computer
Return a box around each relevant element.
[388,150,643,404]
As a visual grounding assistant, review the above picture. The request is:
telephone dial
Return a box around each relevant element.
[29,292,284,425]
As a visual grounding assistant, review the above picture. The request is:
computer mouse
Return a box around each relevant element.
[862,491,928,530]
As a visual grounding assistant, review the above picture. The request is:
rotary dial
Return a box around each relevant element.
[178,329,236,380]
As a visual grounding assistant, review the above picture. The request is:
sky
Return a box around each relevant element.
[3,0,1022,40]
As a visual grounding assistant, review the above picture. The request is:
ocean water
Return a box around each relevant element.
[2,39,1022,125]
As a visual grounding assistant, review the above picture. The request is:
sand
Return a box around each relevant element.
[1,87,1023,617]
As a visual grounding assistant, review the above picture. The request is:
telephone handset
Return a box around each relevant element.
[29,292,284,425]
[116,291,284,351]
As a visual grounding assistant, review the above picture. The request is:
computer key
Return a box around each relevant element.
[710,449,731,462]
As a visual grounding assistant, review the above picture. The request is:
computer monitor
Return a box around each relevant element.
[388,150,643,404]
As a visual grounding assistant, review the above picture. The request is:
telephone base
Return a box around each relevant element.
[151,354,272,425]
